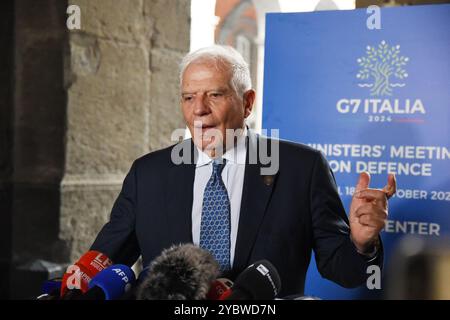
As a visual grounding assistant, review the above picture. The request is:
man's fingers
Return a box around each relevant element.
[355,171,371,193]
[358,214,387,229]
[353,203,388,219]
[354,189,388,204]
[383,173,397,199]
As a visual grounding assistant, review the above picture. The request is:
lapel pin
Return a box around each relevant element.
[263,175,274,186]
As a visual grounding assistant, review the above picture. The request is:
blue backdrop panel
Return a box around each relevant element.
[263,4,450,299]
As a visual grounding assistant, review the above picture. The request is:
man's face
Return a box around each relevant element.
[181,60,254,155]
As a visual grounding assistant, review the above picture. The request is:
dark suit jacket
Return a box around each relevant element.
[91,129,382,297]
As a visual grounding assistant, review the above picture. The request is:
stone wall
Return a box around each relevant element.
[2,0,190,298]
[63,0,191,262]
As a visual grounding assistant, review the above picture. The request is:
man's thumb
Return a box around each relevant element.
[355,171,370,192]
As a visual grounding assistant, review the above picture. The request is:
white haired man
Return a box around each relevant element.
[90,45,396,297]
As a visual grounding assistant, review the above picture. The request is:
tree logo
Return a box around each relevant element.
[357,40,409,96]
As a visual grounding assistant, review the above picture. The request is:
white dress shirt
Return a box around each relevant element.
[191,127,247,267]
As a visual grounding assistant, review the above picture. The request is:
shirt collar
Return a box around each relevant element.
[195,126,248,168]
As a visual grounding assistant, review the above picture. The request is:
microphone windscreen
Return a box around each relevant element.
[137,244,220,300]
[227,260,281,300]
[88,264,136,300]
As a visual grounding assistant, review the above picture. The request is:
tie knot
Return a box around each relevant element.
[212,159,226,176]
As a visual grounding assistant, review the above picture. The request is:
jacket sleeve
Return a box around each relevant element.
[90,161,141,266]
[309,151,383,288]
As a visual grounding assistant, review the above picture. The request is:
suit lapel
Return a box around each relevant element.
[233,130,278,270]
[166,139,196,244]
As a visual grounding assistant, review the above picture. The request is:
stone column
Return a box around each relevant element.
[61,0,190,263]
[145,0,191,151]
[0,0,14,299]
[3,0,190,299]
[9,0,69,299]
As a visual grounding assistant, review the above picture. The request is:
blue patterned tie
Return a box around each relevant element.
[199,159,231,272]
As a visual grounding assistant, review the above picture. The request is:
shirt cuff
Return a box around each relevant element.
[351,235,380,260]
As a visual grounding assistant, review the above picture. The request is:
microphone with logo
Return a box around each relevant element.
[36,278,62,300]
[60,250,113,299]
[220,260,281,300]
[136,244,220,300]
[74,264,136,300]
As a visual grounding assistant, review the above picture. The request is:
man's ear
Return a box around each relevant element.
[243,89,256,118]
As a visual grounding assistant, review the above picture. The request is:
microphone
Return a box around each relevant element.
[222,260,281,300]
[136,266,151,287]
[206,278,233,300]
[75,264,136,300]
[117,266,150,300]
[36,279,62,300]
[60,251,113,299]
[136,244,220,300]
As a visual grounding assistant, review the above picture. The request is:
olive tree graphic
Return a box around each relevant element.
[357,40,409,96]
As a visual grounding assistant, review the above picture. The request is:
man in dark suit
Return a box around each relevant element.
[90,45,396,297]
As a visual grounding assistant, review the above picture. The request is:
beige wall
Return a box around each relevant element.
[62,0,191,261]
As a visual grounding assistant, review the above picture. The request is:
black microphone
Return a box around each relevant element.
[223,260,281,300]
[36,279,62,300]
[136,244,220,300]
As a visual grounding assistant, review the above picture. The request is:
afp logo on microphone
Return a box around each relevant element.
[112,268,132,284]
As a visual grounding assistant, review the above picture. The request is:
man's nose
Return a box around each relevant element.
[193,94,210,116]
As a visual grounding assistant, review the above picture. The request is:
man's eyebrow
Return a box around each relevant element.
[209,87,228,92]
[181,87,229,95]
